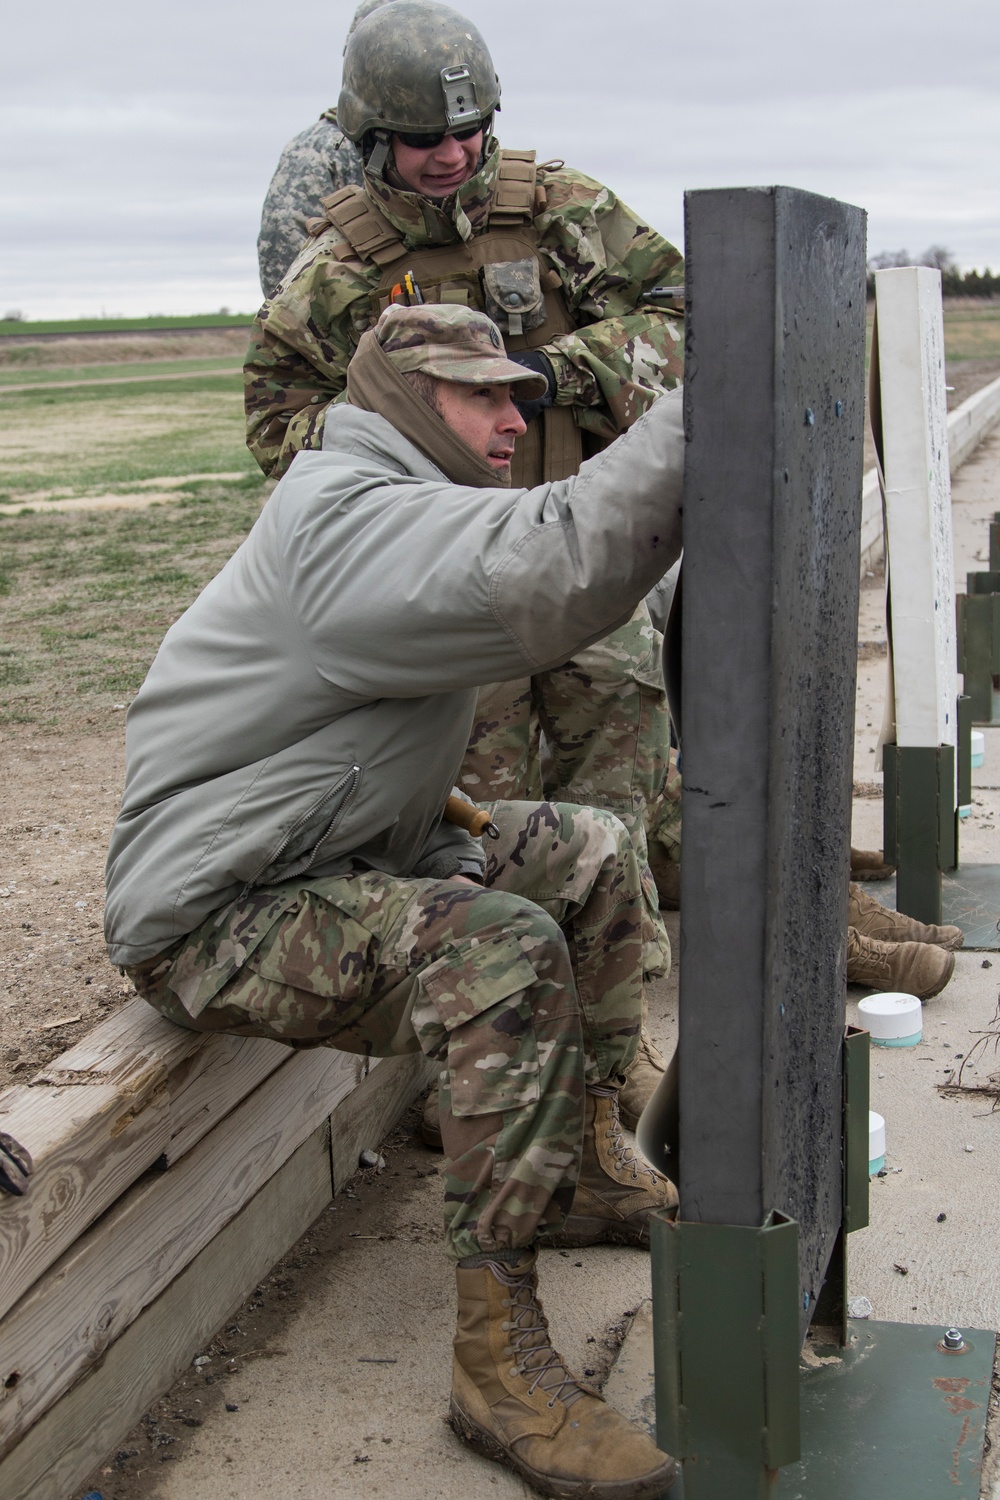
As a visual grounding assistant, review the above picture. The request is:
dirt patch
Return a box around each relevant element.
[0,329,251,369]
[945,357,1000,410]
[0,478,266,1088]
[0,726,132,1089]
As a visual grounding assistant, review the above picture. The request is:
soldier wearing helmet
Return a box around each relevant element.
[244,0,684,1132]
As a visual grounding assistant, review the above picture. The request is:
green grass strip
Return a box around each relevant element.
[0,313,256,337]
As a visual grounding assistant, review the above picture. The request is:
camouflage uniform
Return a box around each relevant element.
[246,148,683,473]
[257,111,362,299]
[644,747,683,899]
[463,612,672,973]
[245,142,682,978]
[128,799,644,1263]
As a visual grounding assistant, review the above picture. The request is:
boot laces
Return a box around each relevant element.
[494,1262,582,1408]
[847,926,892,984]
[599,1087,659,1186]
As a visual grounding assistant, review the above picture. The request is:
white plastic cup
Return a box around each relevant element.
[971,730,985,769]
[858,992,922,1048]
[869,1110,886,1175]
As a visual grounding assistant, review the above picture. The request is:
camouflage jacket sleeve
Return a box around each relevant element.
[257,116,364,299]
[534,166,684,439]
[245,230,379,478]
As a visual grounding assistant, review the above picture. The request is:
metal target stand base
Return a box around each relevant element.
[786,1318,994,1500]
[626,1290,994,1500]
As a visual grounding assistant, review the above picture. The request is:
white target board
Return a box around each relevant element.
[876,266,957,750]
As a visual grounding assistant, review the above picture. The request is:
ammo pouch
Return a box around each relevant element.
[481,258,546,338]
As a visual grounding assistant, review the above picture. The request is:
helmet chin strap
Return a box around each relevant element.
[366,129,392,178]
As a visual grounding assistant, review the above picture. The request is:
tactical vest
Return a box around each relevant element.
[316,150,583,488]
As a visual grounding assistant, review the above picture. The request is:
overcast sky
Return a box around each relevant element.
[3,0,998,318]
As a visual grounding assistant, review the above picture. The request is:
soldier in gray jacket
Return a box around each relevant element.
[106,304,683,1500]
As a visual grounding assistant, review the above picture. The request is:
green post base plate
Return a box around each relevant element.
[874,868,1000,950]
[778,1320,995,1500]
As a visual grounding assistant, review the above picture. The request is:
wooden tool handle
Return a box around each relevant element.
[443,795,496,840]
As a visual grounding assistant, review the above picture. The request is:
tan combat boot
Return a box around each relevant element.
[846,926,955,1000]
[618,1027,667,1132]
[848,883,964,950]
[450,1251,677,1498]
[850,846,897,881]
[548,1085,678,1248]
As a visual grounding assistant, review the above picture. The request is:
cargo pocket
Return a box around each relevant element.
[246,886,379,1022]
[416,934,541,1117]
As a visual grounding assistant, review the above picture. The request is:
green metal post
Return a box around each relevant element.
[882,744,942,923]
[990,512,1000,572]
[651,1212,800,1499]
[812,1027,869,1344]
[957,589,1000,724]
[842,1027,871,1235]
[958,694,973,812]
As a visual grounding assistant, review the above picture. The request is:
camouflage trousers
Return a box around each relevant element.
[459,603,672,978]
[645,746,683,894]
[128,800,644,1263]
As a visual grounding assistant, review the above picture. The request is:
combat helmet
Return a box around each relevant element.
[338,0,500,173]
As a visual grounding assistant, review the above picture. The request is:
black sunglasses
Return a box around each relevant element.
[396,123,483,150]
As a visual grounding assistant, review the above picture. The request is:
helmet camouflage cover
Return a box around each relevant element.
[338,0,500,141]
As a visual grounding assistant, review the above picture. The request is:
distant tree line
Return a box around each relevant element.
[867,246,1000,298]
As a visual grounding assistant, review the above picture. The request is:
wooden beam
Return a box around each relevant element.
[0,1045,361,1459]
[328,1051,436,1192]
[0,1079,169,1323]
[0,1124,333,1500]
[161,1031,291,1165]
[0,1001,290,1318]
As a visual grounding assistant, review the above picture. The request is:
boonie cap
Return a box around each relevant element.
[375,303,547,396]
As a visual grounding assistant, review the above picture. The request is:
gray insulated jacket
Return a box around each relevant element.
[105,393,684,966]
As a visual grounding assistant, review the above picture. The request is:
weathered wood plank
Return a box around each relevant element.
[29,997,292,1165]
[328,1051,436,1192]
[0,1124,333,1500]
[26,995,203,1087]
[0,1001,291,1316]
[0,1080,169,1323]
[0,1044,359,1459]
[161,1031,291,1165]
